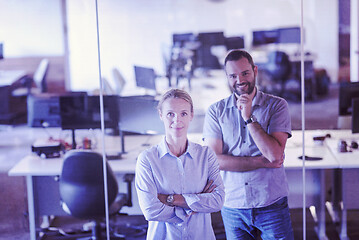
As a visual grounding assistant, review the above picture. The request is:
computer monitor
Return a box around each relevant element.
[252,30,278,46]
[60,95,119,130]
[197,31,225,46]
[352,98,359,133]
[134,65,157,91]
[118,95,164,135]
[27,94,61,128]
[277,27,301,44]
[173,33,195,46]
[0,43,3,59]
[60,95,119,148]
[339,82,359,116]
[118,95,164,153]
[225,36,245,50]
[27,92,88,128]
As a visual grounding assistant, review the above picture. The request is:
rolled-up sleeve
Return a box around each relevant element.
[203,103,223,140]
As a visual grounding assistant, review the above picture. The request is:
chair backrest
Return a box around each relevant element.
[33,58,49,92]
[265,51,291,82]
[102,77,116,95]
[59,150,118,219]
[112,68,126,95]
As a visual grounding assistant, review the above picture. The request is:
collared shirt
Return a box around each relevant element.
[203,90,292,209]
[135,137,225,240]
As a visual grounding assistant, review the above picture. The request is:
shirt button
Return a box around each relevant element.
[243,141,246,143]
[245,182,248,185]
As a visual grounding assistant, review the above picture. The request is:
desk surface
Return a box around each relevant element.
[8,134,163,176]
[9,130,351,177]
[0,70,26,86]
[283,129,355,169]
[326,138,359,168]
[284,146,339,169]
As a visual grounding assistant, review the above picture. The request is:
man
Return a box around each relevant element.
[203,49,294,240]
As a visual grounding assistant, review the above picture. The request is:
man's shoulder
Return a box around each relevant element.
[259,91,288,106]
[209,95,232,109]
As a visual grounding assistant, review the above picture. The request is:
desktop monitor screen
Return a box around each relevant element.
[27,94,61,128]
[134,66,156,91]
[118,96,164,134]
[59,95,119,130]
[173,33,195,46]
[27,92,87,128]
[197,31,225,46]
[252,30,278,46]
[277,27,301,44]
[225,36,245,50]
[339,82,359,116]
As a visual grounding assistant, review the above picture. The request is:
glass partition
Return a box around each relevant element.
[94,1,312,239]
[93,0,346,239]
[1,0,354,239]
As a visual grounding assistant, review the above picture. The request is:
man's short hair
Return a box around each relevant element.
[224,49,255,70]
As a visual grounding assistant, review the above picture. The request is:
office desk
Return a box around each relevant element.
[8,134,163,240]
[8,130,342,240]
[284,130,340,240]
[326,134,359,240]
[0,70,27,87]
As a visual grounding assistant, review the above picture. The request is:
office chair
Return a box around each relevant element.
[112,68,126,95]
[12,58,49,96]
[261,51,292,97]
[59,150,128,240]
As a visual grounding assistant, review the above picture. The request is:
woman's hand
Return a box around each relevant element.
[157,179,217,208]
[201,179,216,193]
[157,193,168,205]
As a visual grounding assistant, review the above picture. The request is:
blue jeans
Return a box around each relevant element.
[221,197,294,240]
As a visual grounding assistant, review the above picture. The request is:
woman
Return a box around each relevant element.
[135,89,225,240]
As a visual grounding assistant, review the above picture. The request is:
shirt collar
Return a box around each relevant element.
[253,89,266,107]
[157,137,194,159]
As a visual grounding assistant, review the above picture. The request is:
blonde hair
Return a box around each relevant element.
[157,89,194,113]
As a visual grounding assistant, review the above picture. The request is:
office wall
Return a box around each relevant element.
[0,0,63,57]
[0,0,338,92]
[67,0,338,92]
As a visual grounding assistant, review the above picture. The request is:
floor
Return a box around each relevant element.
[3,209,358,240]
[0,70,356,240]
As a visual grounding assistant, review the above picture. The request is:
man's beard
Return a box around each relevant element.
[232,76,256,96]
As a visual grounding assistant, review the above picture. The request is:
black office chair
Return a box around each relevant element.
[59,150,128,240]
[260,51,292,97]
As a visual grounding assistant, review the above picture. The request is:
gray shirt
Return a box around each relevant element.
[203,90,291,208]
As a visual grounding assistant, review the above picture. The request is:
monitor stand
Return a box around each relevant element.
[71,129,77,149]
